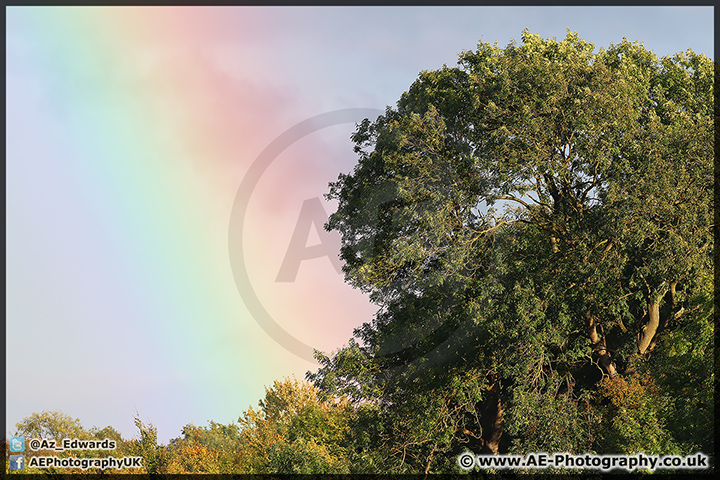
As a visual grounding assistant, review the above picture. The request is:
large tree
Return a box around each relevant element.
[310,30,713,470]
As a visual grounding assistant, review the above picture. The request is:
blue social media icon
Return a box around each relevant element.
[10,436,25,452]
[10,455,25,470]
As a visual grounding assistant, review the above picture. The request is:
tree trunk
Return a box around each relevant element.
[637,301,660,355]
[585,310,618,378]
[480,381,503,454]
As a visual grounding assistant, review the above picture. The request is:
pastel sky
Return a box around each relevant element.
[6,6,713,443]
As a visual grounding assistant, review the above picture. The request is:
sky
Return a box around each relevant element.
[6,6,714,443]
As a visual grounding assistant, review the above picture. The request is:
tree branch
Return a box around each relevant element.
[585,310,618,378]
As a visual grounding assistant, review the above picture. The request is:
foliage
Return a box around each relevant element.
[121,415,168,474]
[236,377,352,473]
[163,421,243,474]
[635,272,715,455]
[594,374,681,455]
[504,381,600,455]
[14,410,90,441]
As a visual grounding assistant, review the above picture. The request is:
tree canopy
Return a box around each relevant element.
[309,29,713,471]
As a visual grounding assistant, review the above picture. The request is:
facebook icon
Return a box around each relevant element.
[9,455,25,471]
